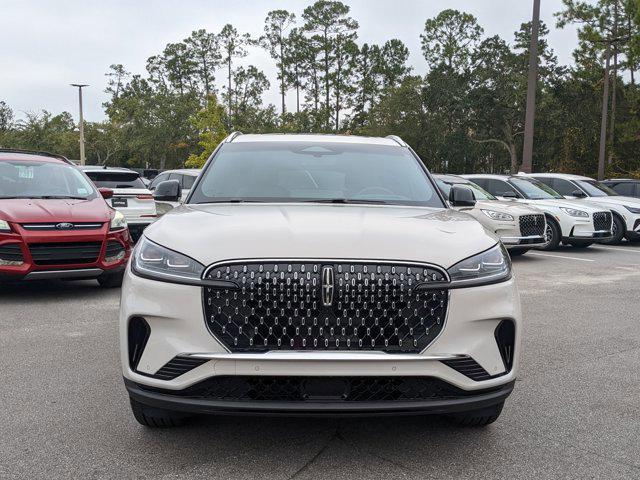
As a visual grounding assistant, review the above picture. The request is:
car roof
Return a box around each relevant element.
[433,174,471,184]
[80,166,138,174]
[528,172,592,181]
[603,178,639,183]
[0,149,70,164]
[231,133,403,147]
[161,168,201,175]
[462,174,509,179]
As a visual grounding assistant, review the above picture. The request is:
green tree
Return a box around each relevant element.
[218,24,252,125]
[184,29,221,98]
[185,95,227,168]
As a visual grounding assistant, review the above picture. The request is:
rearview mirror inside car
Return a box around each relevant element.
[153,180,182,203]
[449,185,476,207]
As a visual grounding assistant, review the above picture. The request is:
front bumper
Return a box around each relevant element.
[120,267,522,399]
[124,377,514,416]
[501,235,545,249]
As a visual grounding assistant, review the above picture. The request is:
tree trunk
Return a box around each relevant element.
[280,40,286,118]
[598,41,611,181]
[324,30,330,130]
[227,55,232,127]
[608,2,619,166]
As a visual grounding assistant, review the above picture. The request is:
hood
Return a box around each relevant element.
[574,195,640,210]
[0,198,112,224]
[501,197,606,212]
[144,203,498,270]
[474,200,543,215]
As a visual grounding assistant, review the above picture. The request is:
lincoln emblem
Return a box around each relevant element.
[321,266,334,307]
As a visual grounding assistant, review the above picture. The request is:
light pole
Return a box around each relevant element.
[70,84,89,165]
[521,0,541,174]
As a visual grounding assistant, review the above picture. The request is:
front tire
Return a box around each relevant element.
[130,398,189,428]
[539,218,561,251]
[446,401,504,427]
[600,214,625,244]
[97,270,124,288]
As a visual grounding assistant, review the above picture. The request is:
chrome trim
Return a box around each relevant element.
[385,135,408,147]
[23,268,104,280]
[202,257,451,283]
[224,131,243,143]
[570,229,612,238]
[21,223,103,230]
[184,351,466,362]
[500,234,545,245]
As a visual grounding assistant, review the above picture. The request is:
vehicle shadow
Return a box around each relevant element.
[0,279,116,301]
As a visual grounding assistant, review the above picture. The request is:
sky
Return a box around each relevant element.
[0,0,580,122]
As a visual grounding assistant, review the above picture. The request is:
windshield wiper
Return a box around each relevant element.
[303,198,390,205]
[38,195,89,200]
[195,199,264,204]
[0,195,88,200]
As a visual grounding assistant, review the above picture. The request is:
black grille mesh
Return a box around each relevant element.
[150,355,209,380]
[593,212,612,231]
[441,356,505,381]
[28,242,102,265]
[105,241,125,260]
[0,244,23,262]
[203,261,449,353]
[146,376,478,402]
[519,214,545,237]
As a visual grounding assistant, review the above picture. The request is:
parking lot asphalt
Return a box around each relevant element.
[1,243,640,479]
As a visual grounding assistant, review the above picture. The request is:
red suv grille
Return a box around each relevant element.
[28,242,102,265]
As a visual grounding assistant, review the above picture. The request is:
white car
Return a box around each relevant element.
[434,174,546,256]
[82,166,157,242]
[120,133,521,428]
[528,173,640,244]
[464,174,613,250]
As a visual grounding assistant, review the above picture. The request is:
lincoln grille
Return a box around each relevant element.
[519,214,545,237]
[28,242,102,265]
[203,261,449,353]
[593,211,612,231]
[143,376,479,402]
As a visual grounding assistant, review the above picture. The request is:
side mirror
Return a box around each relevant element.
[449,185,476,207]
[153,180,181,202]
[98,188,113,200]
[571,190,587,198]
[501,191,518,199]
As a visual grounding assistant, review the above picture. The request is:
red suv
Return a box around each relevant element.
[0,149,132,287]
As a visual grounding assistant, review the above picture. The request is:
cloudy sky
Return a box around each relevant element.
[0,0,579,122]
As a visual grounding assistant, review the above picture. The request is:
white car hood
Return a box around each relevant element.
[506,197,605,212]
[474,200,543,215]
[576,195,640,210]
[144,203,498,269]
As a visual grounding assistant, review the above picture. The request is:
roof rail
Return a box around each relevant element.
[0,148,72,164]
[224,131,243,143]
[385,135,408,147]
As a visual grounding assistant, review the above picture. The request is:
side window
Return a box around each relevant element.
[183,175,196,189]
[535,177,554,188]
[168,173,183,185]
[612,182,636,196]
[551,178,577,196]
[470,178,487,190]
[486,179,519,197]
[149,173,169,190]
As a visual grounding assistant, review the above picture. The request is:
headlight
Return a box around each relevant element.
[481,210,514,221]
[624,205,640,214]
[131,237,204,284]
[559,207,589,218]
[0,219,11,233]
[110,210,127,231]
[448,243,511,287]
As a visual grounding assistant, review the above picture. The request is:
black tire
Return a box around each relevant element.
[539,218,561,251]
[625,232,640,243]
[97,271,124,288]
[130,398,189,428]
[508,249,529,257]
[446,401,504,427]
[567,240,593,248]
[600,214,625,245]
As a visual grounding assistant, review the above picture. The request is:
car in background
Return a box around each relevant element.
[149,168,200,203]
[81,166,157,242]
[464,174,613,250]
[434,174,546,256]
[0,149,131,287]
[121,133,521,428]
[529,173,640,244]
[603,179,640,198]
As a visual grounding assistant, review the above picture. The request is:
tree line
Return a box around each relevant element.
[0,0,639,178]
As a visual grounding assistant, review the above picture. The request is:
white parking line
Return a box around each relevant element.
[592,245,640,254]
[528,252,595,262]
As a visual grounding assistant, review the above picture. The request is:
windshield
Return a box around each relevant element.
[436,179,496,201]
[576,180,618,197]
[0,161,97,199]
[85,171,147,189]
[509,178,564,200]
[189,141,445,207]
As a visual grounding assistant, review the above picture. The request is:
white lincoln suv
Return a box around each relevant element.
[464,174,613,250]
[120,134,521,428]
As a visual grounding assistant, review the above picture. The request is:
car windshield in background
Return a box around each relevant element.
[189,142,444,208]
[510,178,564,200]
[576,179,618,197]
[437,179,496,201]
[85,171,147,189]
[0,161,97,199]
